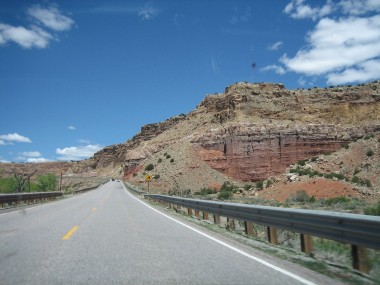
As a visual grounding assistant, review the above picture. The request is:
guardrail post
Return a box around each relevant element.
[214,214,220,225]
[351,245,370,273]
[244,221,255,237]
[187,208,192,216]
[300,234,313,254]
[267,226,278,245]
[203,212,209,220]
[195,210,200,219]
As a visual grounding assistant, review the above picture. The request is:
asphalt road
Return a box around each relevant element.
[0,182,341,285]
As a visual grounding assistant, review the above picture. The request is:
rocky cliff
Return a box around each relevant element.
[91,81,379,183]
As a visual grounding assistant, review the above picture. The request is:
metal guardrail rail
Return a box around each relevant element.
[145,194,380,250]
[145,194,380,273]
[74,185,100,194]
[0,192,63,206]
[124,182,146,195]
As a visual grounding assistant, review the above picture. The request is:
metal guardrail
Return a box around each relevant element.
[145,194,380,251]
[123,182,146,195]
[74,180,109,194]
[74,185,100,194]
[0,192,63,206]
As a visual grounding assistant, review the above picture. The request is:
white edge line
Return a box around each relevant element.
[121,182,318,285]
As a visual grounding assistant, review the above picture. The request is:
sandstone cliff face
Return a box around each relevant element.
[190,124,380,181]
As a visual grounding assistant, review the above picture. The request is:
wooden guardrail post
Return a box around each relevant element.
[300,234,313,254]
[194,210,200,219]
[214,214,220,225]
[267,226,278,245]
[187,208,192,216]
[351,245,370,273]
[203,211,209,220]
[244,221,255,237]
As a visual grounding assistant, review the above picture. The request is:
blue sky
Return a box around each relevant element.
[1,0,380,163]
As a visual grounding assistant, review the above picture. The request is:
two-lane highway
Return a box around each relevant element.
[0,182,341,284]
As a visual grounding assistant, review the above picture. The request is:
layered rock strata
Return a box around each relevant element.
[190,124,380,181]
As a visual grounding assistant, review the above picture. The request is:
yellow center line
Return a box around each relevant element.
[62,226,79,240]
[92,207,97,212]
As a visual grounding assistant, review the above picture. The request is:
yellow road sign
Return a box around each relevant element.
[145,175,152,182]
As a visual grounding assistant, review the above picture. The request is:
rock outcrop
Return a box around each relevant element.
[190,123,380,181]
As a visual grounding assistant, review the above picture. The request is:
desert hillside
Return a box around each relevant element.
[1,81,379,200]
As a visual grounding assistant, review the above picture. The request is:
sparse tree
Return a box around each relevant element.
[12,169,37,193]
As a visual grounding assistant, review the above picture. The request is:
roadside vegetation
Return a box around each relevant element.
[0,173,58,193]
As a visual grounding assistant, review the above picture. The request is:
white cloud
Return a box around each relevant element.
[26,157,50,163]
[339,0,380,15]
[0,3,73,49]
[28,4,74,31]
[268,41,283,51]
[138,2,159,20]
[20,151,41,157]
[261,65,286,75]
[0,140,5,145]
[0,159,10,163]
[327,59,380,85]
[284,0,334,21]
[278,9,380,84]
[0,133,32,143]
[67,125,76,130]
[56,144,102,161]
[0,23,52,49]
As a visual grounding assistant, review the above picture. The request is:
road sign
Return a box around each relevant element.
[145,175,152,182]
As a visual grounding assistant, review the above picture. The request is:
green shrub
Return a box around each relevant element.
[145,164,154,171]
[0,178,16,193]
[266,180,272,188]
[166,154,171,159]
[323,172,348,181]
[217,181,237,200]
[256,180,264,190]
[297,159,307,166]
[352,176,372,187]
[351,176,360,183]
[244,184,252,191]
[324,196,350,206]
[364,179,372,187]
[353,168,361,175]
[154,174,160,179]
[366,149,374,157]
[364,202,380,216]
[37,173,57,191]
[290,190,316,203]
[157,158,162,163]
[311,157,318,162]
[217,189,233,200]
[341,143,349,149]
[133,173,137,177]
[170,158,174,163]
[195,188,217,195]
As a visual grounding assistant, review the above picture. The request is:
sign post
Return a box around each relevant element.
[145,175,152,194]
